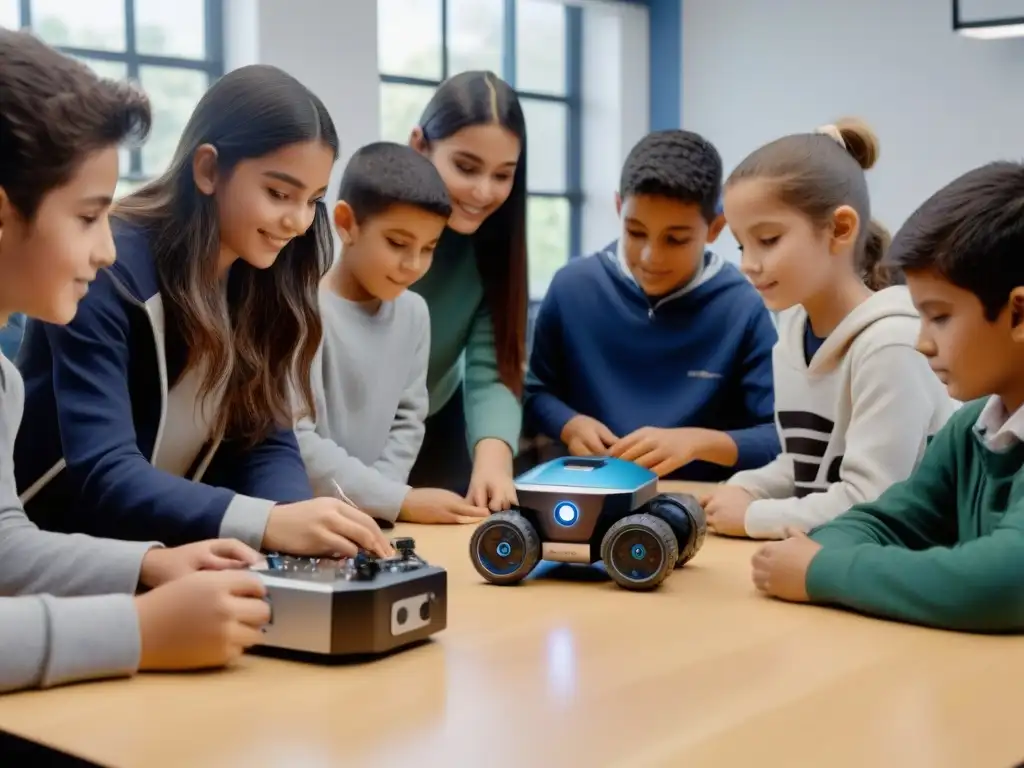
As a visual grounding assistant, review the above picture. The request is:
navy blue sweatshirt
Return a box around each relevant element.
[13,223,313,548]
[524,243,780,482]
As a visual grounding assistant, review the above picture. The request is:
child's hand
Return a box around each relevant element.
[265,498,394,558]
[468,439,518,512]
[704,485,755,537]
[750,528,822,603]
[400,487,490,524]
[608,426,703,476]
[560,415,618,457]
[135,570,270,671]
[139,539,263,589]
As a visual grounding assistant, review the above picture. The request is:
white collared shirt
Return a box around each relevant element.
[974,395,1024,451]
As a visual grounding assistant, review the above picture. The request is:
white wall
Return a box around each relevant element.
[579,0,650,253]
[682,0,1024,263]
[224,0,380,205]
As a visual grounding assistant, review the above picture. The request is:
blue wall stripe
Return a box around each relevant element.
[647,0,682,130]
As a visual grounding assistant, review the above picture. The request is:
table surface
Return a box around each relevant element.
[1,481,1022,768]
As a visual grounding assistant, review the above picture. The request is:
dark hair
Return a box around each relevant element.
[726,118,898,291]
[0,28,151,220]
[115,64,339,447]
[417,70,528,396]
[886,161,1024,320]
[338,141,452,223]
[619,129,723,222]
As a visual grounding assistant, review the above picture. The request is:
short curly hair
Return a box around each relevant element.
[619,129,723,222]
[0,28,151,221]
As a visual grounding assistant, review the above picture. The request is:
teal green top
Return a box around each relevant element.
[806,398,1024,633]
[409,229,522,456]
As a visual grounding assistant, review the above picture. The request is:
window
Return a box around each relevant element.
[2,0,223,196]
[377,0,582,300]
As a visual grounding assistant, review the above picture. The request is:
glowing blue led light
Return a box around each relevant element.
[554,501,579,526]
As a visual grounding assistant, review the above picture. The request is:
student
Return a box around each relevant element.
[0,28,271,694]
[705,119,955,539]
[752,160,1024,633]
[296,141,489,524]
[405,70,527,511]
[14,64,392,559]
[523,129,780,482]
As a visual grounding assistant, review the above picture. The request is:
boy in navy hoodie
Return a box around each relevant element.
[523,130,780,482]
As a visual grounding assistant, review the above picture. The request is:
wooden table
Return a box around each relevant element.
[1,481,1023,767]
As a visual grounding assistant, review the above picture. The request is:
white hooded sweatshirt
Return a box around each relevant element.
[728,285,957,539]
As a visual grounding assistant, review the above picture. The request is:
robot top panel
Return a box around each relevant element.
[514,456,658,494]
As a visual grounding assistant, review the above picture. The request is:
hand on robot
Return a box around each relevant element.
[135,570,271,671]
[467,438,518,512]
[608,426,704,476]
[138,538,263,589]
[560,414,618,457]
[264,498,394,558]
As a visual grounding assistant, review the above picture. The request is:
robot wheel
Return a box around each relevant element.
[600,513,679,591]
[644,493,708,568]
[469,510,541,585]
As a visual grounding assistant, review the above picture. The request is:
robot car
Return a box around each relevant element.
[469,456,707,591]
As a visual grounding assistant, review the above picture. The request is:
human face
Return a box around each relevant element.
[418,124,520,234]
[0,146,119,325]
[618,194,723,297]
[907,267,1024,405]
[725,178,856,312]
[335,202,446,302]
[199,139,335,273]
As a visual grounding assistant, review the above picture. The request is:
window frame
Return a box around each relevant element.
[378,0,584,270]
[15,0,224,183]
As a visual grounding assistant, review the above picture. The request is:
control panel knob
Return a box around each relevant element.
[352,551,380,580]
[393,537,416,560]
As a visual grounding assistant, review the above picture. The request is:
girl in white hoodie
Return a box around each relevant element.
[704,118,956,539]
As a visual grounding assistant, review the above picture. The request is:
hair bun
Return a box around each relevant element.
[833,117,879,171]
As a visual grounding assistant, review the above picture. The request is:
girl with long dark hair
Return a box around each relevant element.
[14,64,391,559]
[406,70,529,511]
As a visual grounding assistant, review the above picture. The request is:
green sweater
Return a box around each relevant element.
[409,229,522,455]
[806,398,1024,633]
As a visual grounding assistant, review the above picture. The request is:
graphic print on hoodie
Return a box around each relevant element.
[727,285,958,539]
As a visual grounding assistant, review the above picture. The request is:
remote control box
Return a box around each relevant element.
[253,537,447,657]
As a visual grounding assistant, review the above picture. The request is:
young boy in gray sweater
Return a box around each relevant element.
[297,142,489,525]
[0,29,269,695]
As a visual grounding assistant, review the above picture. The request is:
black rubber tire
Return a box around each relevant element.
[469,510,541,585]
[646,493,708,568]
[600,513,678,591]
[674,493,707,566]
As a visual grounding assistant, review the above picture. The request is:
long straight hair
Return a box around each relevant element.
[418,70,528,396]
[114,64,339,446]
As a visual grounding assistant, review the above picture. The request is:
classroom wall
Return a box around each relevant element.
[580,1,650,253]
[681,0,1024,263]
[224,0,650,258]
[223,0,380,205]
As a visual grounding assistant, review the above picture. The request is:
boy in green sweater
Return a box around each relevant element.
[752,161,1024,633]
